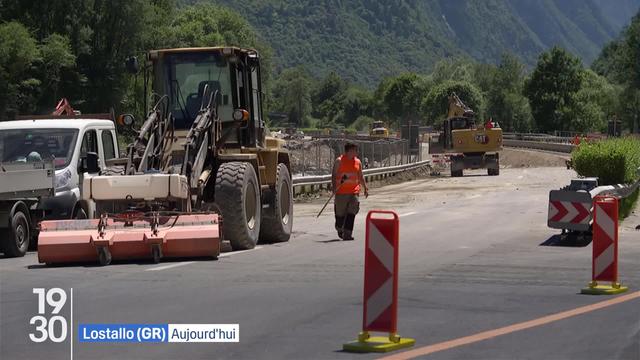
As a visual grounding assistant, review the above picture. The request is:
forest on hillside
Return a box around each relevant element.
[1,0,640,134]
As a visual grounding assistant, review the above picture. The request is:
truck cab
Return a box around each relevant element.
[0,116,119,256]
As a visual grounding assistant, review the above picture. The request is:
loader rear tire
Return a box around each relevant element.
[260,164,293,243]
[1,211,30,257]
[215,162,261,250]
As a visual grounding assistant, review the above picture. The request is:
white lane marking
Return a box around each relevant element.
[145,246,263,271]
[219,246,263,258]
[399,211,418,217]
[146,261,197,271]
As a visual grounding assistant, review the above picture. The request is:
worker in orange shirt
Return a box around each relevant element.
[331,143,369,240]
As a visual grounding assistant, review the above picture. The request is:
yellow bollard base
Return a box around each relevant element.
[581,284,629,295]
[343,336,415,353]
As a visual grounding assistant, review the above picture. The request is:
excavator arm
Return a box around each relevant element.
[447,93,474,119]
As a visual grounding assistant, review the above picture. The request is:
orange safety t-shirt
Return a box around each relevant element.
[335,155,362,194]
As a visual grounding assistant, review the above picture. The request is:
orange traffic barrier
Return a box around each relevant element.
[343,210,414,352]
[581,196,628,295]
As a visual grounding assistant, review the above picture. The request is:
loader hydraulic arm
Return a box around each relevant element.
[181,85,219,190]
[125,97,174,175]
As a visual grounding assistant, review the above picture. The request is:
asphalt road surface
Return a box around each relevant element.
[1,167,639,360]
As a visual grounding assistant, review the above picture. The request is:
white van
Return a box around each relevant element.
[0,116,119,256]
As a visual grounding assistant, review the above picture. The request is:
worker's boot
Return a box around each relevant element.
[335,216,345,239]
[343,214,356,240]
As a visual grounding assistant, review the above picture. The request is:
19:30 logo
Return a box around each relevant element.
[30,288,68,343]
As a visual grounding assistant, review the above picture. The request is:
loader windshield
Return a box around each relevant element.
[0,129,78,169]
[165,52,234,129]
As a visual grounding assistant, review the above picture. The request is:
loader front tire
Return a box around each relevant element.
[215,162,261,250]
[260,163,293,243]
[1,211,30,257]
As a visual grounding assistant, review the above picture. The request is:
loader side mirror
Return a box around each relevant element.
[85,152,100,174]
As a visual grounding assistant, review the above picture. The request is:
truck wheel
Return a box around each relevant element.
[215,162,261,250]
[2,211,30,257]
[260,164,293,243]
[451,169,463,177]
[73,206,87,219]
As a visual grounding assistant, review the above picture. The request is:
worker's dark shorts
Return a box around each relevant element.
[334,194,360,217]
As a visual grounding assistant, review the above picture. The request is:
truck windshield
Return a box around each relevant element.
[0,129,79,169]
[165,52,234,129]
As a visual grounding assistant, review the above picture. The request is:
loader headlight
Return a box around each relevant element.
[54,168,73,190]
[233,109,250,122]
[117,114,135,127]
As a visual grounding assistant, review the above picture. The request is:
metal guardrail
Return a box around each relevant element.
[503,139,575,153]
[292,160,430,195]
[503,133,574,144]
[590,179,640,199]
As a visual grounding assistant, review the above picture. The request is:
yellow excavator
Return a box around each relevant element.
[428,93,502,177]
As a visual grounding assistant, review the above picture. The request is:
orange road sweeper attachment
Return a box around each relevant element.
[38,212,220,265]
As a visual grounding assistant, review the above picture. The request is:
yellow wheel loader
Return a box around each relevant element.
[369,121,389,138]
[38,47,293,265]
[428,93,502,177]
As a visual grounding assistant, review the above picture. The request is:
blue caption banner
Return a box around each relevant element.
[79,324,168,343]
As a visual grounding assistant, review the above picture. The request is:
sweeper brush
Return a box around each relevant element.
[38,212,220,265]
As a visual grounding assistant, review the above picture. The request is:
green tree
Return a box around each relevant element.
[592,12,640,132]
[524,47,584,132]
[420,80,484,125]
[342,87,372,126]
[485,54,532,131]
[0,21,40,118]
[311,71,348,124]
[382,73,427,125]
[162,3,272,87]
[568,70,619,132]
[37,34,76,107]
[271,67,313,126]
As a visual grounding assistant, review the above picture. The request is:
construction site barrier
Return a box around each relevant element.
[343,210,414,353]
[547,190,592,232]
[581,196,629,295]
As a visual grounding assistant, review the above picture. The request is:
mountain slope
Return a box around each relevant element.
[194,0,640,85]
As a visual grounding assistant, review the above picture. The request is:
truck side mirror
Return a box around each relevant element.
[86,152,100,173]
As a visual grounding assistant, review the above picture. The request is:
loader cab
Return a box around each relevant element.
[150,47,265,148]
